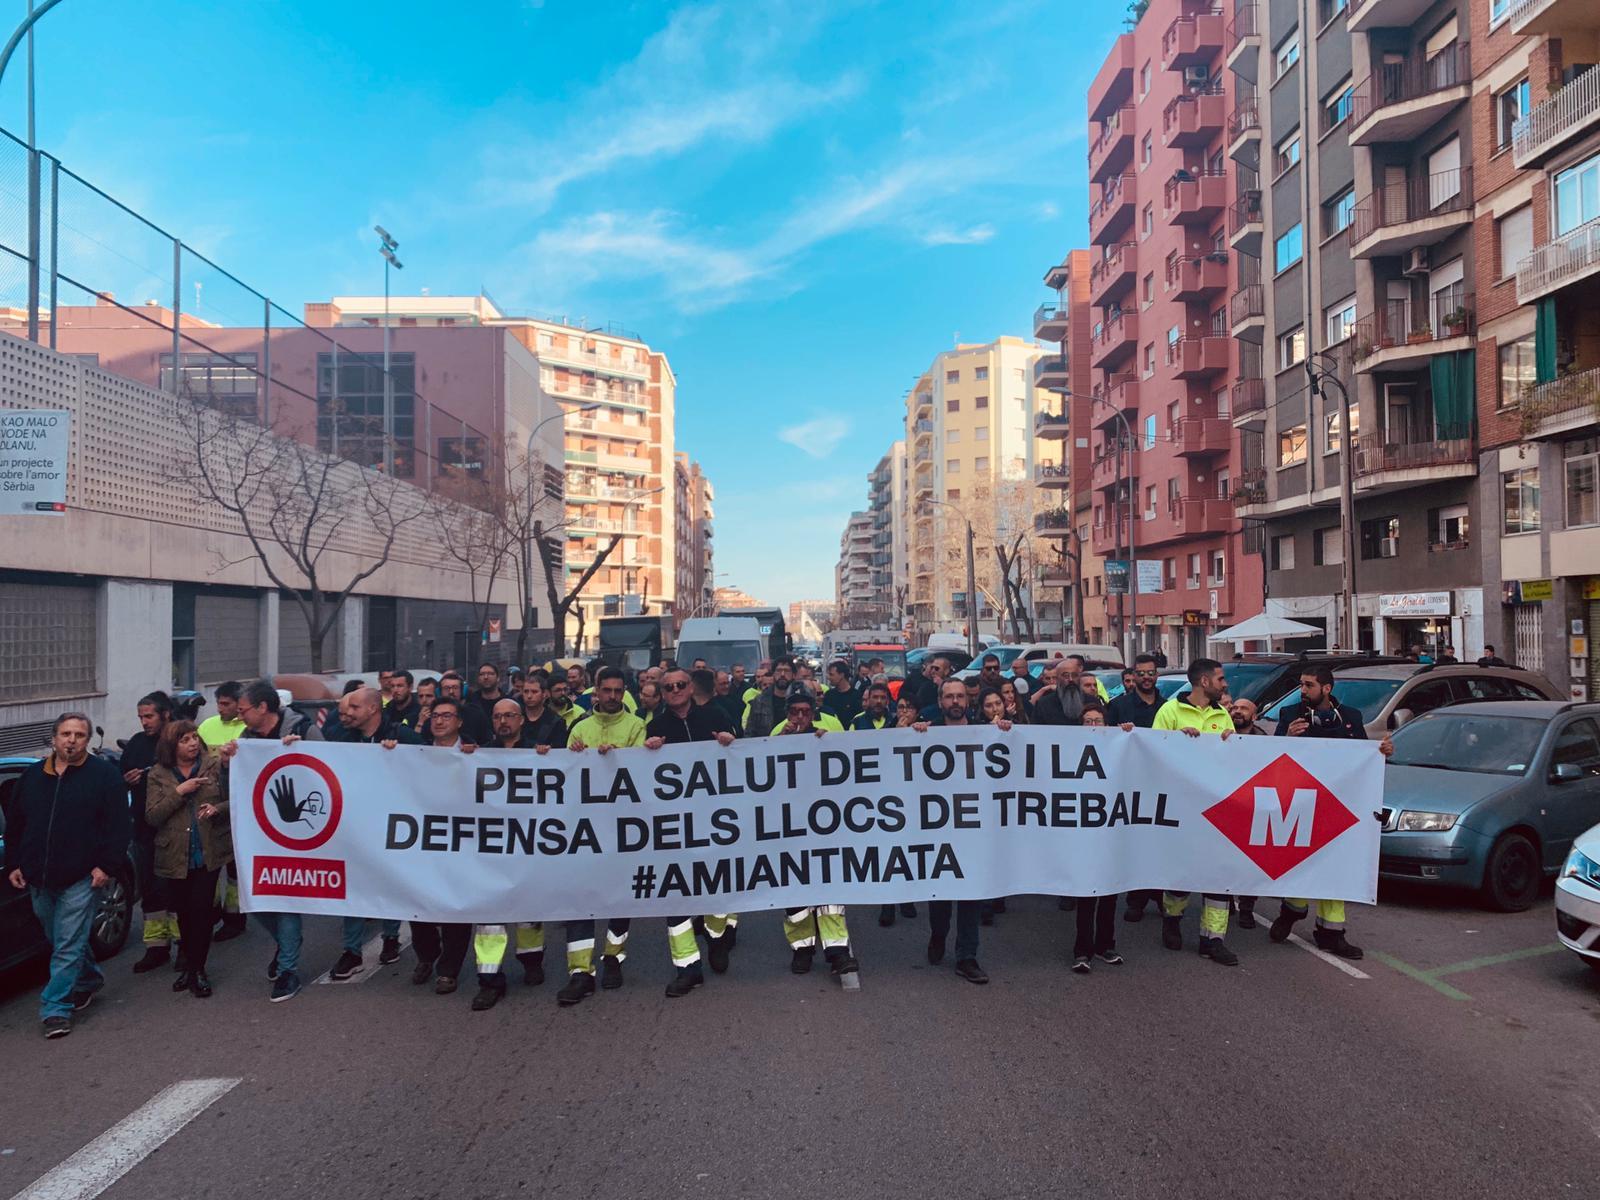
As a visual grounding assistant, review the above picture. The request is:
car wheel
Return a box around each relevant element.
[89,867,134,960]
[1481,832,1541,912]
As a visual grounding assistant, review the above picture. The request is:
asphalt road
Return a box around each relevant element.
[3,885,1598,1200]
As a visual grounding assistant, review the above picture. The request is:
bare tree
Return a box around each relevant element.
[535,523,624,657]
[171,399,427,673]
[428,467,518,657]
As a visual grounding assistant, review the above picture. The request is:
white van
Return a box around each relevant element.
[1014,641,1126,668]
[675,617,765,674]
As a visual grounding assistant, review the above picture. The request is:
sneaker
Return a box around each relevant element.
[1096,950,1125,966]
[411,960,434,986]
[470,986,503,1011]
[877,904,896,927]
[329,950,363,981]
[707,935,732,975]
[1161,916,1183,951]
[213,916,247,942]
[132,946,169,974]
[1269,906,1305,944]
[378,937,402,965]
[70,989,96,1011]
[43,1016,71,1039]
[435,975,458,995]
[269,970,302,1002]
[557,972,596,1006]
[954,958,988,984]
[600,957,624,990]
[517,952,545,986]
[1313,928,1365,960]
[790,947,815,975]
[1071,956,1092,974]
[664,963,704,998]
[267,954,280,982]
[1199,938,1239,967]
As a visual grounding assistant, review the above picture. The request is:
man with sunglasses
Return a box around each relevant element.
[1106,653,1166,922]
[641,668,740,997]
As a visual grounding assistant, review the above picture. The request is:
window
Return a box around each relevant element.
[1325,296,1356,346]
[1277,326,1306,371]
[1324,79,1353,130]
[1216,468,1230,498]
[976,425,989,440]
[1360,515,1400,559]
[1140,61,1151,97]
[1553,719,1600,775]
[1141,204,1154,238]
[1144,484,1157,518]
[1320,0,1349,22]
[974,366,988,381]
[974,456,990,471]
[1324,403,1358,454]
[946,488,961,501]
[1142,273,1154,307]
[1497,206,1533,279]
[1496,79,1530,151]
[1166,325,1181,363]
[946,458,962,474]
[314,351,416,476]
[1274,224,1304,272]
[1271,535,1296,571]
[947,398,959,413]
[1275,131,1301,175]
[1166,476,1182,507]
[1326,188,1355,235]
[1498,335,1535,409]
[1209,550,1226,583]
[1566,439,1599,529]
[1278,424,1308,467]
[1141,133,1153,167]
[1143,414,1158,449]
[1489,0,1511,26]
[1274,32,1300,80]
[1429,503,1470,549]
[946,428,961,443]
[1167,400,1181,431]
[1187,554,1202,588]
[164,352,260,421]
[1554,152,1600,237]
[1163,558,1176,590]
[946,370,960,383]
[1143,343,1156,378]
[1502,467,1541,534]
[1314,527,1343,566]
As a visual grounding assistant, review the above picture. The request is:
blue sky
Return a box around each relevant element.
[9,0,1117,609]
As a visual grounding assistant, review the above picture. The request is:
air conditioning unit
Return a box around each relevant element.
[1402,246,1430,276]
[1184,66,1210,87]
[1380,536,1399,558]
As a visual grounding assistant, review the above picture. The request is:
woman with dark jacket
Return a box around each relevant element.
[145,720,231,998]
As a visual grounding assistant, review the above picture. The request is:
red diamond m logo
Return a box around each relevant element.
[1202,754,1359,880]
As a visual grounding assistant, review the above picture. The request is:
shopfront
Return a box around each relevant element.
[1377,592,1453,658]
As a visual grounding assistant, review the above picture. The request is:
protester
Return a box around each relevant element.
[744,655,799,735]
[822,659,862,726]
[636,679,664,722]
[144,720,229,998]
[517,672,571,748]
[121,691,177,974]
[406,697,476,997]
[467,663,509,727]
[1000,679,1029,724]
[851,682,894,731]
[1007,656,1033,699]
[5,713,132,1038]
[1477,644,1507,667]
[196,681,246,747]
[689,668,739,738]
[895,693,921,727]
[436,672,491,745]
[1032,655,1090,725]
[387,670,423,730]
[1104,654,1166,923]
[1081,703,1107,727]
[976,654,1004,692]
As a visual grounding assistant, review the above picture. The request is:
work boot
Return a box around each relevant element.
[954,958,988,984]
[708,935,732,974]
[470,985,504,1012]
[1236,900,1257,930]
[518,951,545,986]
[600,956,624,990]
[828,952,860,977]
[1161,916,1183,951]
[557,972,596,1006]
[411,960,434,986]
[927,935,946,965]
[664,963,705,998]
[378,936,403,965]
[1269,904,1306,944]
[1123,902,1145,923]
[790,947,815,974]
[132,946,169,974]
[1313,927,1364,960]
[878,904,896,927]
[1199,937,1239,967]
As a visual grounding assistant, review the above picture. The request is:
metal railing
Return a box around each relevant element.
[1520,364,1600,435]
[1230,284,1264,325]
[1233,377,1266,418]
[1228,3,1259,49]
[1351,43,1471,131]
[1352,286,1475,357]
[1230,192,1264,236]
[1355,433,1476,476]
[1350,167,1472,247]
[1091,172,1137,232]
[1091,241,1137,292]
[1229,98,1260,142]
[1515,66,1600,162]
[1090,105,1137,174]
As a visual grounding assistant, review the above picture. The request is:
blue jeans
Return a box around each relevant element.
[30,877,105,1021]
[254,912,302,974]
[342,917,401,954]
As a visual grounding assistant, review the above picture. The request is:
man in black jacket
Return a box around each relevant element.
[517,672,570,749]
[5,712,133,1037]
[433,673,491,746]
[1031,655,1090,726]
[386,670,424,730]
[121,691,177,974]
[1106,655,1165,923]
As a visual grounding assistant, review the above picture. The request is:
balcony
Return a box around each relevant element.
[1350,44,1471,147]
[1227,5,1259,82]
[1232,467,1268,512]
[1034,409,1071,440]
[1034,300,1070,341]
[1093,372,1140,430]
[1165,171,1228,226]
[1228,99,1260,168]
[1038,565,1075,589]
[1034,354,1070,393]
[1091,308,1139,370]
[1163,90,1226,149]
[1090,172,1137,245]
[1090,105,1137,183]
[1352,288,1475,374]
[1169,335,1230,380]
[1349,0,1444,32]
[1162,10,1225,71]
[1034,508,1076,537]
[1514,66,1600,169]
[1350,167,1474,260]
[1144,497,1235,547]
[1171,417,1231,458]
[913,418,933,442]
[541,343,651,381]
[570,413,649,442]
[1229,284,1264,342]
[1519,365,1600,439]
[1229,191,1263,255]
[1090,33,1135,122]
[915,390,931,414]
[1091,444,1136,492]
[1091,240,1138,305]
[1036,462,1073,489]
[566,517,644,538]
[1170,253,1229,301]
[1510,0,1600,35]
[1232,377,1266,426]
[1354,433,1477,493]
[1043,260,1072,290]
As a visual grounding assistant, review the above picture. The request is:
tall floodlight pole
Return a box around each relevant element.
[375,226,401,475]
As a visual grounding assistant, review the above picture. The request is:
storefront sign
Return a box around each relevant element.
[1379,592,1452,617]
[1519,579,1554,603]
[1584,580,1600,601]
[1183,611,1204,626]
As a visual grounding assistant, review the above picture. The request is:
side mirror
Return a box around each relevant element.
[1553,762,1584,783]
[1390,708,1414,730]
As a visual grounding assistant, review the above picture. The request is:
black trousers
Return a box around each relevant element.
[928,899,981,962]
[171,867,221,972]
[1124,888,1160,913]
[412,922,470,978]
[1073,894,1118,959]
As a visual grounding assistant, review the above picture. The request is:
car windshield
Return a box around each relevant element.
[1388,712,1545,776]
[1263,677,1405,724]
[1224,662,1288,705]
[853,648,908,679]
[675,640,762,673]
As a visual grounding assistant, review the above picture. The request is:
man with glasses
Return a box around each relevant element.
[914,655,955,720]
[744,655,799,736]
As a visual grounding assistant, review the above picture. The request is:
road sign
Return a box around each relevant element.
[0,410,69,515]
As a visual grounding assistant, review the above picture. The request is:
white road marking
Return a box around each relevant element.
[1283,931,1371,979]
[10,1078,240,1200]
[312,932,409,986]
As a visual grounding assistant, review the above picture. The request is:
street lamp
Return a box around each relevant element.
[1063,389,1140,664]
[925,496,979,659]
[1306,351,1358,650]
[521,401,599,663]
[374,225,402,475]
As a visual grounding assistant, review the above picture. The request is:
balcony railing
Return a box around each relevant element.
[1351,43,1471,133]
[1233,377,1266,419]
[1163,171,1228,223]
[1034,509,1075,533]
[1228,98,1260,142]
[1509,0,1600,36]
[1350,167,1472,248]
[1232,467,1267,508]
[1090,105,1137,179]
[1514,66,1600,166]
[1161,10,1225,70]
[1034,410,1071,436]
[1353,286,1475,359]
[1091,172,1137,241]
[1230,284,1264,326]
[1519,364,1600,437]
[1091,240,1137,295]
[1163,88,1227,147]
[1170,254,1230,299]
[1036,462,1072,486]
[1355,434,1476,477]
[1229,191,1264,240]
[1229,4,1258,51]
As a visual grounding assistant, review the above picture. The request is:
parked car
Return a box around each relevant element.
[1259,663,1561,739]
[0,753,140,971]
[1556,821,1600,974]
[1379,702,1600,911]
[907,647,974,674]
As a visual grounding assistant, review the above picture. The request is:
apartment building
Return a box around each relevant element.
[901,337,1045,635]
[1472,0,1600,697]
[867,442,909,627]
[1033,250,1108,641]
[1087,1,1263,665]
[836,511,876,618]
[673,453,716,622]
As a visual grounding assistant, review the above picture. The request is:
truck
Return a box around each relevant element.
[597,615,674,675]
[717,606,789,661]
[674,616,765,675]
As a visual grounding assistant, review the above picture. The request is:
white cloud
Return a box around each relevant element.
[920,223,995,246]
[1035,201,1060,220]
[778,415,851,458]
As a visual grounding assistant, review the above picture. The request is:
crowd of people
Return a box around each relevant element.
[3,649,1388,1038]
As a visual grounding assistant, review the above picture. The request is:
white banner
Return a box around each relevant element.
[231,728,1383,923]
